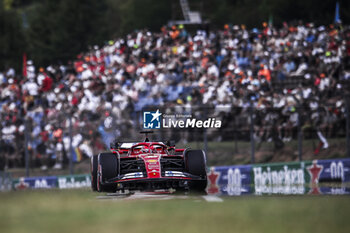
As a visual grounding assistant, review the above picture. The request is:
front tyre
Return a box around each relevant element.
[97,152,119,192]
[185,149,208,191]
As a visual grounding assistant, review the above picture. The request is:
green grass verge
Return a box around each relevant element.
[0,189,349,233]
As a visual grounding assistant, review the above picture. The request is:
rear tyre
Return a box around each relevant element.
[97,153,119,192]
[91,155,98,191]
[185,149,208,192]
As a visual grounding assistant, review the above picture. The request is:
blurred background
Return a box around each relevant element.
[1,0,350,176]
[2,0,350,70]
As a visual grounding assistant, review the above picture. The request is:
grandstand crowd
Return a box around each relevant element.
[1,21,349,170]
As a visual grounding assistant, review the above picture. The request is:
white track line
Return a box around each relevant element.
[202,195,223,202]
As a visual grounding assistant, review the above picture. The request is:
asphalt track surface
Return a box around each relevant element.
[97,191,224,202]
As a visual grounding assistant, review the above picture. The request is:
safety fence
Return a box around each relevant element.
[1,102,349,174]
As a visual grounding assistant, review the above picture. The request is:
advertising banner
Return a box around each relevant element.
[208,158,350,196]
[305,159,350,195]
[252,161,311,195]
[250,158,350,195]
[57,174,91,189]
[207,165,252,195]
[315,159,350,182]
[13,176,58,190]
[12,174,91,190]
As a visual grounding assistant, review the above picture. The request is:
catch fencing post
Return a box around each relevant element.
[297,101,303,161]
[291,92,303,161]
[249,100,255,164]
[204,129,208,153]
[24,118,30,177]
[234,114,238,153]
[346,94,350,158]
[203,106,208,153]
[69,112,74,175]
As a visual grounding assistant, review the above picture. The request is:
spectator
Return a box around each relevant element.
[0,21,349,170]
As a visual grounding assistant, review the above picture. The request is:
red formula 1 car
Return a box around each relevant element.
[91,132,207,192]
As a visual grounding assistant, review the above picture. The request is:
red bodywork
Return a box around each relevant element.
[94,139,207,192]
[106,142,192,189]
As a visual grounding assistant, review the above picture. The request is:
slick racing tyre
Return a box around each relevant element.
[91,155,98,191]
[97,152,119,192]
[185,149,208,191]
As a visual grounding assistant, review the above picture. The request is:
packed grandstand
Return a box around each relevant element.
[0,22,349,170]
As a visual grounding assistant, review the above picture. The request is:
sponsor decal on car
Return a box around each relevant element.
[122,172,144,179]
[164,171,186,177]
[147,159,158,163]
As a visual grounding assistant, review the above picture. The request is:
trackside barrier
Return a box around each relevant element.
[0,171,12,191]
[10,158,350,194]
[207,165,252,196]
[12,174,90,190]
[207,158,350,195]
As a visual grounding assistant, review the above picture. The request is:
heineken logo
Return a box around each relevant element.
[253,166,305,186]
[58,176,91,189]
[253,166,305,195]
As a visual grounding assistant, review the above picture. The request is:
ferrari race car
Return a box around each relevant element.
[91,132,208,192]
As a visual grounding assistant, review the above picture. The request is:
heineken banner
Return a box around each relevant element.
[251,159,350,195]
[12,174,90,190]
[252,161,310,195]
[207,158,350,195]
